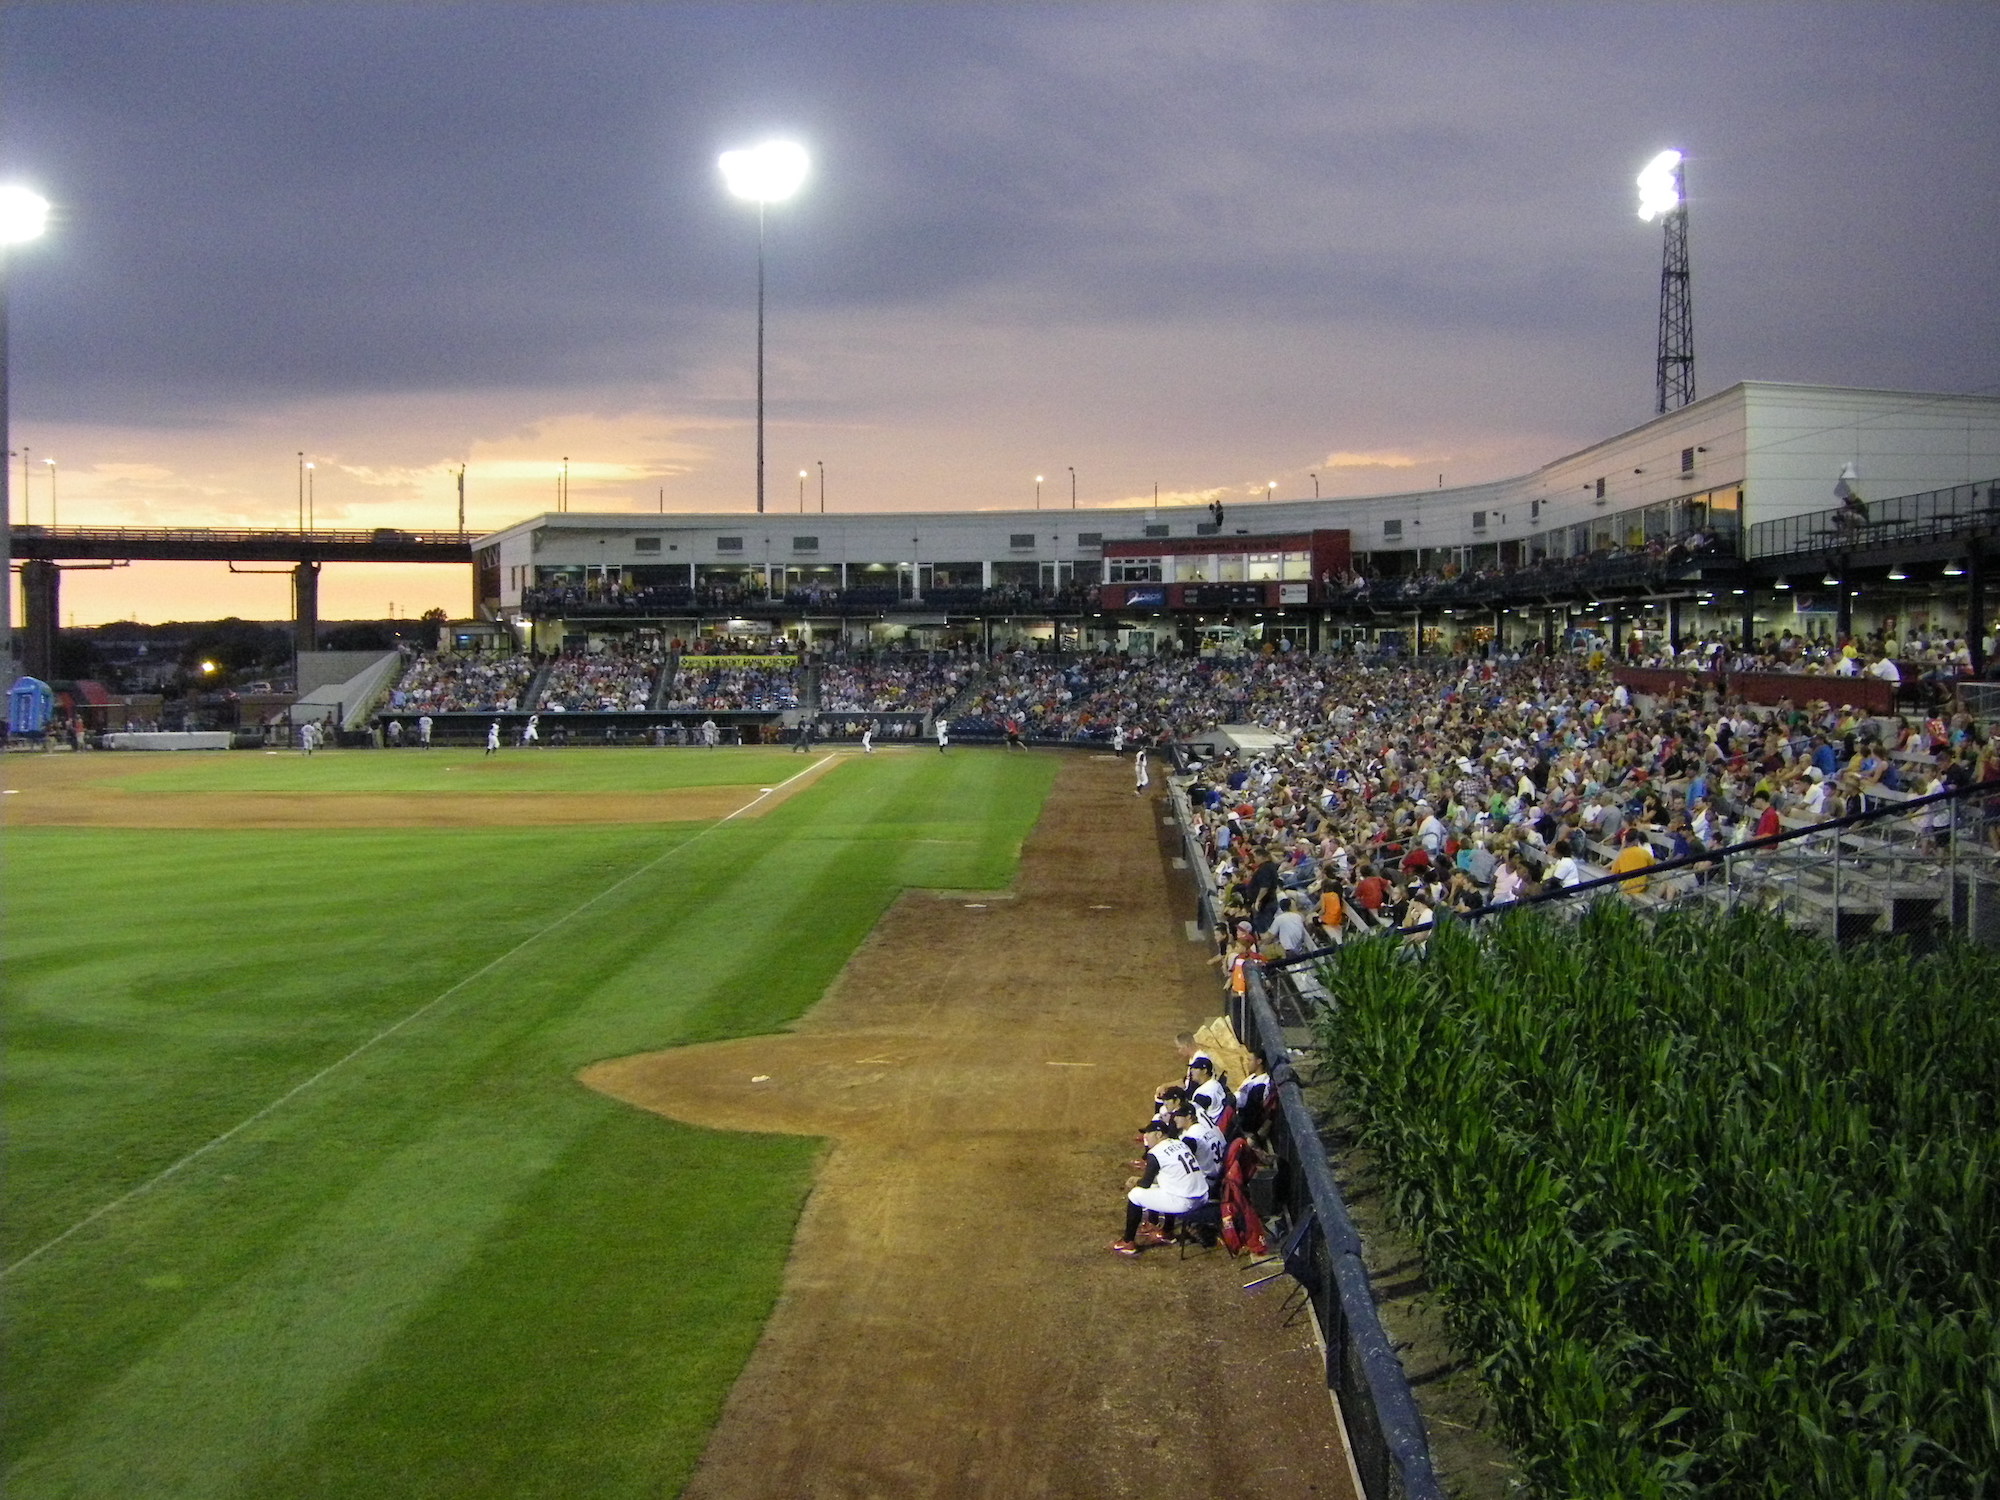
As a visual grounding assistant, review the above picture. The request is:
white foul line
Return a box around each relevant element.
[0,756,836,1281]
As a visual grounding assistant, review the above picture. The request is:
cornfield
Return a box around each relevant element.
[1314,904,1999,1498]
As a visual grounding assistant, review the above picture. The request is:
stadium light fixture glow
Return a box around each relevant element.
[0,184,50,245]
[718,141,809,204]
[1637,150,1683,222]
[719,140,811,516]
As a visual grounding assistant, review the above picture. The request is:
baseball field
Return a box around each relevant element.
[1,745,1058,1497]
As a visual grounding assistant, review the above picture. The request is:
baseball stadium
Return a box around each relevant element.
[7,10,2000,1498]
[9,366,2000,1498]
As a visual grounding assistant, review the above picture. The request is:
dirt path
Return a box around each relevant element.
[581,755,1357,1499]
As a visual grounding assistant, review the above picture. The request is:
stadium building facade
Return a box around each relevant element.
[474,381,2000,662]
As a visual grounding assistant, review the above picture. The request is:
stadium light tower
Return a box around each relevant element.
[719,140,810,515]
[1,183,52,675]
[1637,149,1694,414]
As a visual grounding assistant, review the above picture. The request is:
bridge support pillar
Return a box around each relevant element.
[293,561,320,657]
[20,559,59,682]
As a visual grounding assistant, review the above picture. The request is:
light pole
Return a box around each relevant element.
[45,456,55,527]
[1,183,51,674]
[305,461,315,530]
[1068,466,1076,509]
[798,469,807,513]
[1266,480,1276,504]
[18,445,27,522]
[1035,474,1043,509]
[1310,472,1319,498]
[296,451,305,530]
[719,140,810,515]
[817,459,824,514]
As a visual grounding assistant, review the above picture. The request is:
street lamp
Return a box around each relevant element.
[1310,472,1319,498]
[45,456,55,527]
[305,461,315,530]
[297,450,305,530]
[1068,466,1076,509]
[817,459,824,514]
[0,183,51,671]
[1035,474,1043,509]
[1266,480,1277,503]
[798,468,807,513]
[719,140,810,515]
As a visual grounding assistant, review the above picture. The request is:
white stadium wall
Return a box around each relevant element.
[475,381,2000,600]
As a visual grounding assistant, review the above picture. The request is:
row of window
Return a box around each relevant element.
[1105,551,1315,584]
[632,533,1111,555]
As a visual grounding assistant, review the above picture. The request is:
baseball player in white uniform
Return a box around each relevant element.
[861,721,874,754]
[1134,749,1149,794]
[417,714,433,748]
[1112,1119,1209,1255]
[935,717,949,753]
[1170,1102,1226,1190]
[1188,1058,1229,1126]
[485,720,501,756]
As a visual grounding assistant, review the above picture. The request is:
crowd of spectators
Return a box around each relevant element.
[1323,528,1726,609]
[1169,655,1997,954]
[677,635,799,656]
[818,656,973,715]
[1629,627,1989,685]
[538,650,660,712]
[663,664,800,712]
[389,654,539,714]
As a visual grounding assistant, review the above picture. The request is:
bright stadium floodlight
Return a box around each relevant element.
[1637,150,1683,222]
[718,141,809,205]
[719,141,811,515]
[0,184,51,245]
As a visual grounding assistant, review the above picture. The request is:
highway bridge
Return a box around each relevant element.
[8,524,474,680]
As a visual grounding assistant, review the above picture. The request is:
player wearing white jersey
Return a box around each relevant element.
[1112,1120,1208,1255]
[1170,1102,1227,1189]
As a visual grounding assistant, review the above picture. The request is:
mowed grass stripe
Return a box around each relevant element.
[2,749,1053,1499]
[96,746,818,795]
[3,754,833,1274]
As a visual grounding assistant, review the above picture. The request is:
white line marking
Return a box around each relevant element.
[0,757,837,1282]
[1045,1061,1097,1067]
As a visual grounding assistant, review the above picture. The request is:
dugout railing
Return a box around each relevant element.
[1163,771,1447,1500]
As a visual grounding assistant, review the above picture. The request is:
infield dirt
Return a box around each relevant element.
[583,753,1358,1499]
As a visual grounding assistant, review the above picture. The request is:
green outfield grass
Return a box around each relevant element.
[94,745,818,795]
[1,748,1056,1499]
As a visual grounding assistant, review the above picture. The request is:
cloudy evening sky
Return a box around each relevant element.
[4,2,1997,623]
